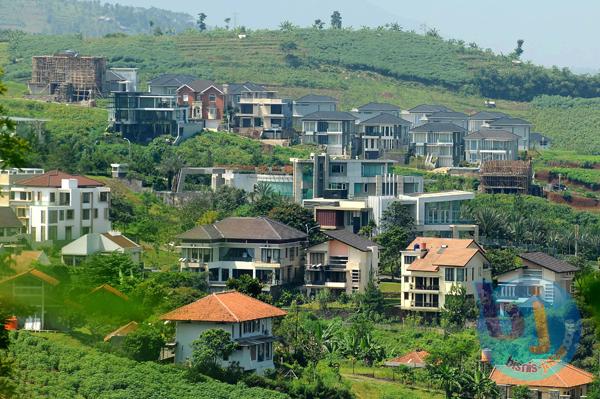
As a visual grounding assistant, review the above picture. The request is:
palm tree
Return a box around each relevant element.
[462,368,499,399]
[470,207,505,240]
[249,181,274,202]
[428,363,462,399]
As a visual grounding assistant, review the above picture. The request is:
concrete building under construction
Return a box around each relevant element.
[28,51,106,102]
[479,160,532,194]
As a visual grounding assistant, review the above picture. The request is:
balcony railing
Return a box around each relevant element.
[413,284,440,291]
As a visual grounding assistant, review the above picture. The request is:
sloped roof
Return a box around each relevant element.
[407,237,477,251]
[385,350,429,367]
[227,82,269,94]
[468,111,508,120]
[410,122,466,133]
[406,237,483,272]
[408,104,452,113]
[357,102,401,112]
[103,321,139,342]
[61,232,139,256]
[102,232,140,249]
[530,132,552,143]
[177,217,307,242]
[183,79,223,93]
[90,284,129,301]
[428,111,468,119]
[488,117,532,126]
[148,73,197,87]
[0,268,59,286]
[296,94,338,102]
[0,207,22,228]
[519,252,578,273]
[10,251,50,271]
[17,170,104,188]
[464,128,520,141]
[161,291,287,322]
[302,111,357,121]
[323,229,378,252]
[360,113,412,126]
[490,362,594,389]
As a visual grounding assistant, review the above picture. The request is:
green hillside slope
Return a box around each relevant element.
[0,0,194,36]
[3,29,600,153]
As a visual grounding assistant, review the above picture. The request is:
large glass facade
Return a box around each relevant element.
[424,200,463,224]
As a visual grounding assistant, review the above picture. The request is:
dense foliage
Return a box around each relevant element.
[8,333,287,399]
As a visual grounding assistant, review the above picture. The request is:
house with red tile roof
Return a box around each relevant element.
[177,217,307,292]
[161,291,286,374]
[490,361,594,399]
[399,237,491,313]
[8,170,111,243]
[384,350,429,368]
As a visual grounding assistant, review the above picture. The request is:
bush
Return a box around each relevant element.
[121,325,165,362]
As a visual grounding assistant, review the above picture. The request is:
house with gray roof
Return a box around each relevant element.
[358,113,412,159]
[148,74,197,95]
[353,102,402,119]
[427,111,469,130]
[292,94,338,128]
[0,207,25,244]
[496,252,578,304]
[464,128,519,164]
[410,122,467,167]
[177,217,307,291]
[305,229,379,295]
[467,111,508,132]
[406,104,453,126]
[488,117,532,151]
[301,111,359,157]
[530,132,552,150]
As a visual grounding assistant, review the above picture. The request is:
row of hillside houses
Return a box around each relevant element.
[106,73,550,166]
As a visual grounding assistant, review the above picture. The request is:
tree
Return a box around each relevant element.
[121,325,165,362]
[375,225,410,277]
[279,20,297,31]
[427,363,462,399]
[511,385,531,399]
[461,368,499,399]
[313,19,325,29]
[212,185,247,214]
[78,253,139,288]
[268,202,321,244]
[441,284,477,330]
[192,329,238,368]
[280,41,298,53]
[514,39,525,59]
[358,220,376,239]
[486,248,521,276]
[196,13,207,31]
[359,277,385,316]
[226,275,263,298]
[316,288,332,311]
[224,17,231,29]
[0,69,30,170]
[330,11,342,29]
[380,201,415,232]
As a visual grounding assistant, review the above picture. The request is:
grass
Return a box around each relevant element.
[379,282,402,294]
[343,373,444,399]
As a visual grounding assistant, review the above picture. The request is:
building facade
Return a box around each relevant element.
[464,129,519,164]
[61,231,142,266]
[488,117,532,151]
[305,229,378,295]
[358,113,412,159]
[410,122,467,167]
[9,170,111,243]
[399,237,491,313]
[177,80,225,130]
[292,94,338,128]
[177,217,307,291]
[405,104,453,126]
[300,111,358,156]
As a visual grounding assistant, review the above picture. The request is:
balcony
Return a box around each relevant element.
[410,284,440,291]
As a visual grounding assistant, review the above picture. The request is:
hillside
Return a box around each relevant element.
[2,29,600,153]
[0,0,194,36]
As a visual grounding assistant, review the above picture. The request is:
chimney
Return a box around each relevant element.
[222,84,229,95]
[419,242,428,258]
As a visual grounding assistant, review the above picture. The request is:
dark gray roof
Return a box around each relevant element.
[530,132,552,143]
[227,82,269,94]
[519,252,578,273]
[296,94,338,103]
[488,117,532,126]
[148,74,197,87]
[177,217,307,242]
[185,79,223,93]
[468,111,508,121]
[428,111,468,119]
[360,113,412,126]
[323,229,378,252]
[357,102,400,112]
[302,111,357,121]
[0,207,22,228]
[408,104,452,113]
[410,122,466,133]
[464,128,519,141]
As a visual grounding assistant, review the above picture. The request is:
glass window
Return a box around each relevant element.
[404,256,416,265]
[48,226,58,240]
[456,268,465,282]
[49,192,56,203]
[310,252,325,265]
[100,192,109,202]
[66,210,74,220]
[48,210,58,224]
[361,163,384,177]
[65,226,72,240]
[93,209,99,219]
[222,269,229,281]
[330,163,345,174]
[82,209,90,220]
[40,210,46,223]
[82,192,91,204]
[59,192,70,206]
[59,210,64,221]
[445,267,455,282]
[261,248,281,263]
[82,227,90,235]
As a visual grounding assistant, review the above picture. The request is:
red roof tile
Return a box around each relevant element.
[0,268,59,286]
[160,291,287,323]
[385,350,429,367]
[490,362,594,389]
[17,170,104,188]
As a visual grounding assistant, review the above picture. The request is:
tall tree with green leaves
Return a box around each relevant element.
[441,284,478,330]
[0,69,30,170]
[192,329,238,368]
[330,11,342,29]
[313,19,325,29]
[196,13,207,31]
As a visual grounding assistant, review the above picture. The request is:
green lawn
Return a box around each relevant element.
[343,373,444,399]
[379,282,402,294]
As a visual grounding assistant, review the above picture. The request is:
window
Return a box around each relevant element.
[59,210,64,221]
[17,208,26,217]
[208,93,216,102]
[82,227,90,235]
[209,268,219,281]
[404,276,409,283]
[66,210,74,220]
[49,192,56,203]
[445,267,455,282]
[328,182,347,190]
[456,268,465,282]
[65,226,72,241]
[82,209,90,220]
[82,192,91,204]
[290,246,296,261]
[48,226,58,240]
[240,104,253,114]
[310,252,325,265]
[100,192,109,202]
[104,208,109,219]
[59,192,70,206]
[48,210,58,224]
[361,163,384,177]
[40,210,46,224]
[331,163,345,174]
[261,248,280,263]
[404,256,416,265]
[241,118,252,127]
[222,269,229,281]
[270,104,282,114]
[93,209,99,219]
[404,292,409,300]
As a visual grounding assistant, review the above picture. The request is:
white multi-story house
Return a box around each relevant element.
[177,217,307,291]
[467,111,508,132]
[399,237,491,313]
[410,122,467,167]
[161,291,286,375]
[300,111,358,156]
[292,94,338,128]
[464,129,519,164]
[405,104,453,126]
[487,116,532,151]
[352,102,402,119]
[304,229,378,296]
[9,170,111,243]
[358,113,412,159]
